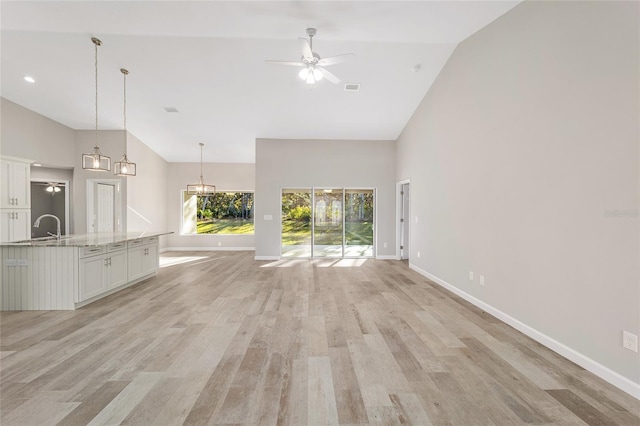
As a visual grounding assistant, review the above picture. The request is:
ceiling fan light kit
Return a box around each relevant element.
[266,28,354,85]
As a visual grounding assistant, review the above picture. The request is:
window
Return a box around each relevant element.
[182,191,254,234]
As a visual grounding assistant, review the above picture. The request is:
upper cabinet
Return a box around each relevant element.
[1,158,31,209]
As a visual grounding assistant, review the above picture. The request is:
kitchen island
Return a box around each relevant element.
[1,231,171,310]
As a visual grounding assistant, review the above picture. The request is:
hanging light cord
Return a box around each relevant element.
[122,69,128,157]
[92,37,101,150]
[200,143,204,184]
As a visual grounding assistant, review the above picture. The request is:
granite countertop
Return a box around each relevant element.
[1,231,172,247]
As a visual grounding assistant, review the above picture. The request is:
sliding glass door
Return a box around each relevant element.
[313,188,343,257]
[281,188,312,257]
[345,189,374,257]
[281,188,374,258]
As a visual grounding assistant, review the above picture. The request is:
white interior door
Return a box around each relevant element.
[401,183,410,260]
[95,183,115,232]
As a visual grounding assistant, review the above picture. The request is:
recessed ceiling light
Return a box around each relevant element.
[411,64,422,73]
[164,106,179,113]
[24,75,36,83]
[32,163,42,167]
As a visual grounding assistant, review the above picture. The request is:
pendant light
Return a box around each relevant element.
[114,68,136,176]
[186,143,216,195]
[82,37,111,171]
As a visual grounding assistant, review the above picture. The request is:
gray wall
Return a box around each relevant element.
[396,0,639,386]
[255,138,396,259]
[165,162,255,250]
[0,98,75,167]
[31,167,74,233]
[126,132,169,248]
[73,130,129,234]
[30,182,66,238]
[2,100,171,246]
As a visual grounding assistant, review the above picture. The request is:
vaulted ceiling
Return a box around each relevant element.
[1,1,520,162]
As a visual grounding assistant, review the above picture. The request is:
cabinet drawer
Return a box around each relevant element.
[80,246,105,258]
[128,238,145,248]
[107,242,126,252]
[143,236,158,244]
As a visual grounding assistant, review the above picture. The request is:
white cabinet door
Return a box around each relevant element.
[79,255,107,301]
[0,211,11,242]
[0,210,31,242]
[107,250,128,290]
[0,160,11,208]
[127,246,145,281]
[128,242,159,281]
[0,159,31,208]
[12,210,30,241]
[144,243,159,275]
[11,161,30,209]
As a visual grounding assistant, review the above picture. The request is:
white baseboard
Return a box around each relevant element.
[376,255,397,260]
[254,256,280,261]
[164,247,255,252]
[409,263,640,400]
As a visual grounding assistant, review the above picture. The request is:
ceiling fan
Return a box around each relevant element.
[33,182,64,195]
[265,28,354,84]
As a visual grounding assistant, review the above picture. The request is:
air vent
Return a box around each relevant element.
[163,106,179,113]
[344,83,360,92]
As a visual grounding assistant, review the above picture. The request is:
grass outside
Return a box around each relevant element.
[197,218,254,234]
[282,219,372,245]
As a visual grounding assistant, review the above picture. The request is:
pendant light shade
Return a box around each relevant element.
[186,143,216,195]
[114,68,136,176]
[82,37,111,171]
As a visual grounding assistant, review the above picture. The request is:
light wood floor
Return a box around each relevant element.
[1,251,638,425]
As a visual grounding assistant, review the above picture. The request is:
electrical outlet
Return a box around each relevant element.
[479,275,485,286]
[417,251,421,258]
[469,271,474,281]
[218,242,222,247]
[623,331,638,352]
[383,242,387,248]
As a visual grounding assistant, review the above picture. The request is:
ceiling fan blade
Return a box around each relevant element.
[319,67,341,84]
[265,60,305,67]
[317,53,355,67]
[298,38,313,61]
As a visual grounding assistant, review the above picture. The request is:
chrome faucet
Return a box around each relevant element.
[33,214,61,241]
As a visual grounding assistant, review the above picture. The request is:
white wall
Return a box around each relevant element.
[396,0,639,392]
[165,162,255,250]
[0,98,75,167]
[255,138,396,259]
